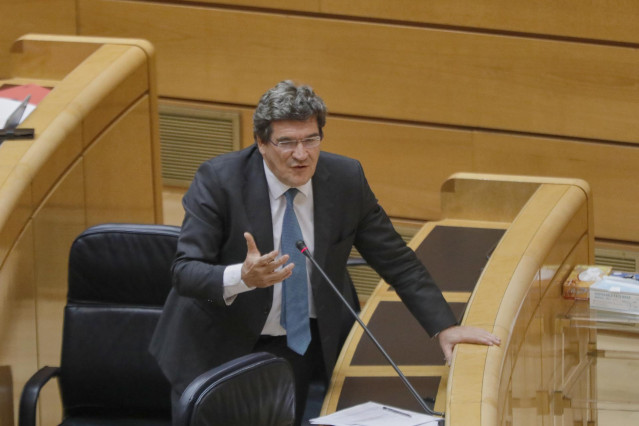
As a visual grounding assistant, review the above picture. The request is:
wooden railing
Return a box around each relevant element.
[323,173,595,425]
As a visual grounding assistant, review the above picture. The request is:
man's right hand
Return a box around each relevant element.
[241,232,294,288]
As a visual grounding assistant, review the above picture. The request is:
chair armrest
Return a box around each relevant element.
[19,366,60,426]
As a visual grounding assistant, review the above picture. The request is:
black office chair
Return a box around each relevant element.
[19,223,180,426]
[174,352,295,426]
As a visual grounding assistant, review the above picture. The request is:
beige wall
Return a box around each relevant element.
[3,1,638,247]
[0,0,76,77]
[72,0,639,247]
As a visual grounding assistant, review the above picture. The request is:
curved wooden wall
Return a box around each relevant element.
[0,35,162,425]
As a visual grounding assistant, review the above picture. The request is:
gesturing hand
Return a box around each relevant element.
[241,232,294,288]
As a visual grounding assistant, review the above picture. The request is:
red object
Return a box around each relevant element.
[0,84,52,105]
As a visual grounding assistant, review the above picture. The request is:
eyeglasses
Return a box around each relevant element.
[268,135,322,151]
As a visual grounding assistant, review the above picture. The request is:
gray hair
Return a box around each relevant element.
[253,80,327,143]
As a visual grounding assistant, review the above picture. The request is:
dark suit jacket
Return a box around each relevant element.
[150,145,456,393]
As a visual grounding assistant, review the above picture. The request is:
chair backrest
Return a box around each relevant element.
[59,223,180,420]
[175,352,296,426]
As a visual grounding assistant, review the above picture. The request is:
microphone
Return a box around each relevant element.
[295,240,444,418]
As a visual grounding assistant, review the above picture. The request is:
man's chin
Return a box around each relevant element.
[286,173,312,187]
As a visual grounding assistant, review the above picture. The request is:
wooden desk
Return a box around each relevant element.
[0,34,162,425]
[324,173,598,425]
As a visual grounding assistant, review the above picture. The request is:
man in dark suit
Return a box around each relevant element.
[150,80,500,425]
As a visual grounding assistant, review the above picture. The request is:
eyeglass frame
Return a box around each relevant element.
[267,135,322,151]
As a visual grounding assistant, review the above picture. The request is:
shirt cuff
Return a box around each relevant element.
[223,263,253,305]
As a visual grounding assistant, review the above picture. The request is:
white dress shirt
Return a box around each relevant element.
[221,161,316,335]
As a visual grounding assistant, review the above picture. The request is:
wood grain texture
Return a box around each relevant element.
[0,0,76,77]
[76,1,639,144]
[154,1,639,45]
[0,35,162,426]
[72,0,639,246]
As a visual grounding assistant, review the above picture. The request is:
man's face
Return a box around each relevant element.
[258,117,321,187]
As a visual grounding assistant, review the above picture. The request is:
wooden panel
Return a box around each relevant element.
[76,46,149,144]
[84,96,156,225]
[0,178,32,266]
[77,0,639,144]
[25,124,83,210]
[0,0,76,77]
[320,0,639,45]
[473,132,639,242]
[324,119,472,220]
[194,0,319,11]
[0,225,37,426]
[9,36,99,81]
[153,1,639,45]
[74,1,639,247]
[440,175,541,223]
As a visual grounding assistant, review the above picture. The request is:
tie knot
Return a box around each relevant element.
[285,188,298,204]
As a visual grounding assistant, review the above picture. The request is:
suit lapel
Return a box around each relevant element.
[311,155,335,283]
[243,147,275,253]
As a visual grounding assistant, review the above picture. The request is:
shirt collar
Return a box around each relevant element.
[262,160,312,200]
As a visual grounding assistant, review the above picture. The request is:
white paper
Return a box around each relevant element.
[0,98,36,129]
[310,401,442,426]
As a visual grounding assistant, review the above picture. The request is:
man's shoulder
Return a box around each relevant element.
[210,144,258,163]
[318,151,361,169]
[317,151,363,180]
[198,145,260,173]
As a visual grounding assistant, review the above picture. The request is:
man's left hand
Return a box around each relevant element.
[438,326,501,365]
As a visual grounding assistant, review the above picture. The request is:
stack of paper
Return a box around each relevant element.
[590,276,639,315]
[310,401,443,426]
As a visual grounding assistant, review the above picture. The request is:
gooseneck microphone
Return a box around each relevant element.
[295,240,444,418]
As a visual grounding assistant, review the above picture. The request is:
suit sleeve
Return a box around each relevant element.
[352,162,457,337]
[171,161,229,304]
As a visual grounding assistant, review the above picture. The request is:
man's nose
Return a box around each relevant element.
[291,141,308,159]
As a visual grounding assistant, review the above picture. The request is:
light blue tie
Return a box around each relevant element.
[280,188,311,355]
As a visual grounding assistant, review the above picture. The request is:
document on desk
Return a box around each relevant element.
[0,98,35,129]
[310,401,442,425]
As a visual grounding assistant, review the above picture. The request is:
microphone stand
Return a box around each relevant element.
[296,240,445,418]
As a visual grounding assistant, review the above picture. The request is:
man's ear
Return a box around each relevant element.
[256,138,267,154]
